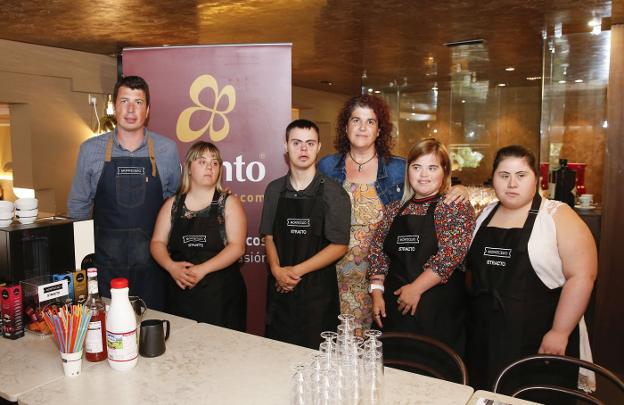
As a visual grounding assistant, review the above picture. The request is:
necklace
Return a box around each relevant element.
[349,151,377,172]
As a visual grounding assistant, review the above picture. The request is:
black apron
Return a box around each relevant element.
[166,191,247,331]
[265,180,340,349]
[466,193,579,392]
[382,197,466,356]
[93,133,167,310]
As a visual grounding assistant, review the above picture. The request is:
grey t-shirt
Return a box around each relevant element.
[259,172,351,245]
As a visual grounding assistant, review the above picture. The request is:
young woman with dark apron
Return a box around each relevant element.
[265,181,341,349]
[466,192,580,394]
[94,134,167,310]
[166,190,247,331]
[382,196,466,356]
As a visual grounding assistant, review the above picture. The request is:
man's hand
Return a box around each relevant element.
[273,265,301,292]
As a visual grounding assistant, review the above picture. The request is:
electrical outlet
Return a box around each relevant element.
[88,94,97,106]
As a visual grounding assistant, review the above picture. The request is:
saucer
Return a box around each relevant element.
[575,204,596,210]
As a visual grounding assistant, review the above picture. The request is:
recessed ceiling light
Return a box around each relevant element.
[505,67,515,71]
[497,83,506,87]
[574,79,583,83]
[558,80,567,84]
[461,99,466,103]
[368,88,374,93]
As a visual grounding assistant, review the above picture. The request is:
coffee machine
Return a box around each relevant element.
[0,217,94,284]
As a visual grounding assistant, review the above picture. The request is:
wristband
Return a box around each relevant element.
[368,284,385,294]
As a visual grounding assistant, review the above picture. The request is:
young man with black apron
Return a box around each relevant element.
[68,76,180,311]
[259,119,351,349]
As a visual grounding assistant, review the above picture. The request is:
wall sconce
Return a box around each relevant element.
[90,94,116,136]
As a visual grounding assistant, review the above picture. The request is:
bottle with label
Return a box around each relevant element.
[106,277,138,371]
[85,268,107,362]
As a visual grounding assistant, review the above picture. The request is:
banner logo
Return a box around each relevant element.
[483,247,512,258]
[176,74,236,143]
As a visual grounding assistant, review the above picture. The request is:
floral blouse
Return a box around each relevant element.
[367,195,475,283]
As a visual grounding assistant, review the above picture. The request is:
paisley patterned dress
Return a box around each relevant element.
[335,181,385,332]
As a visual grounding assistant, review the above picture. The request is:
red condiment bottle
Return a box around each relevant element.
[84,267,107,362]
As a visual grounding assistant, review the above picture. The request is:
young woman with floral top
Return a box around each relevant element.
[367,138,475,355]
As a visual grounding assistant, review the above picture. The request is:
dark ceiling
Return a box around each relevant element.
[0,0,614,95]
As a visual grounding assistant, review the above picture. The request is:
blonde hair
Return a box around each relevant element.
[400,138,452,205]
[178,141,224,194]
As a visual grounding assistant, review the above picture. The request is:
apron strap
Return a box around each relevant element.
[514,192,542,255]
[104,134,114,162]
[147,135,157,177]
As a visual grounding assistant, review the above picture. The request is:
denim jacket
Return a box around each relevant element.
[318,153,406,206]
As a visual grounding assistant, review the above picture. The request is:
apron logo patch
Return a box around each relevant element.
[287,218,309,235]
[117,167,145,176]
[483,247,512,258]
[397,235,419,244]
[486,259,507,267]
[183,235,207,247]
[397,235,419,251]
[287,218,310,227]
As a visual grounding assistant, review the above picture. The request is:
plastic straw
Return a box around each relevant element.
[43,304,92,354]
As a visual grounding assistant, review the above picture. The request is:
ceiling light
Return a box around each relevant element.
[433,129,438,133]
[603,120,608,128]
[574,79,583,83]
[505,67,515,71]
[497,83,506,87]
[374,90,381,94]
[588,18,602,35]
[558,80,567,84]
[526,76,542,81]
[554,23,563,39]
[461,99,466,103]
[368,88,373,93]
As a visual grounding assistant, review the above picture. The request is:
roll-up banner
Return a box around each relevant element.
[123,44,292,335]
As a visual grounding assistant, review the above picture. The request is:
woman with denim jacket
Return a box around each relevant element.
[319,95,467,333]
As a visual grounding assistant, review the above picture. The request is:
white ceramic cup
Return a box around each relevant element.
[15,198,38,211]
[60,350,83,377]
[579,194,593,207]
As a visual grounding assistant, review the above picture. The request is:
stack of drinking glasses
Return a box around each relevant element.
[291,314,384,405]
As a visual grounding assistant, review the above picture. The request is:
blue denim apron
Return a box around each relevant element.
[93,133,167,310]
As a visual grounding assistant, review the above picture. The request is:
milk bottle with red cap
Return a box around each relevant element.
[106,278,138,371]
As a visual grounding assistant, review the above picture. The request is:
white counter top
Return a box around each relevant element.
[0,307,196,402]
[18,322,474,405]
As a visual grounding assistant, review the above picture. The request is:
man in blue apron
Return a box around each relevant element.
[68,76,180,310]
[259,119,351,349]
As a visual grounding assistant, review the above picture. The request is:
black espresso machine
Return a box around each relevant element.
[0,217,94,284]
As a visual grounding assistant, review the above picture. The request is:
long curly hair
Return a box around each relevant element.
[335,94,394,160]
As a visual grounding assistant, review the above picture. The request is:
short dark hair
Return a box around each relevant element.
[285,119,320,141]
[492,145,538,178]
[113,76,150,106]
